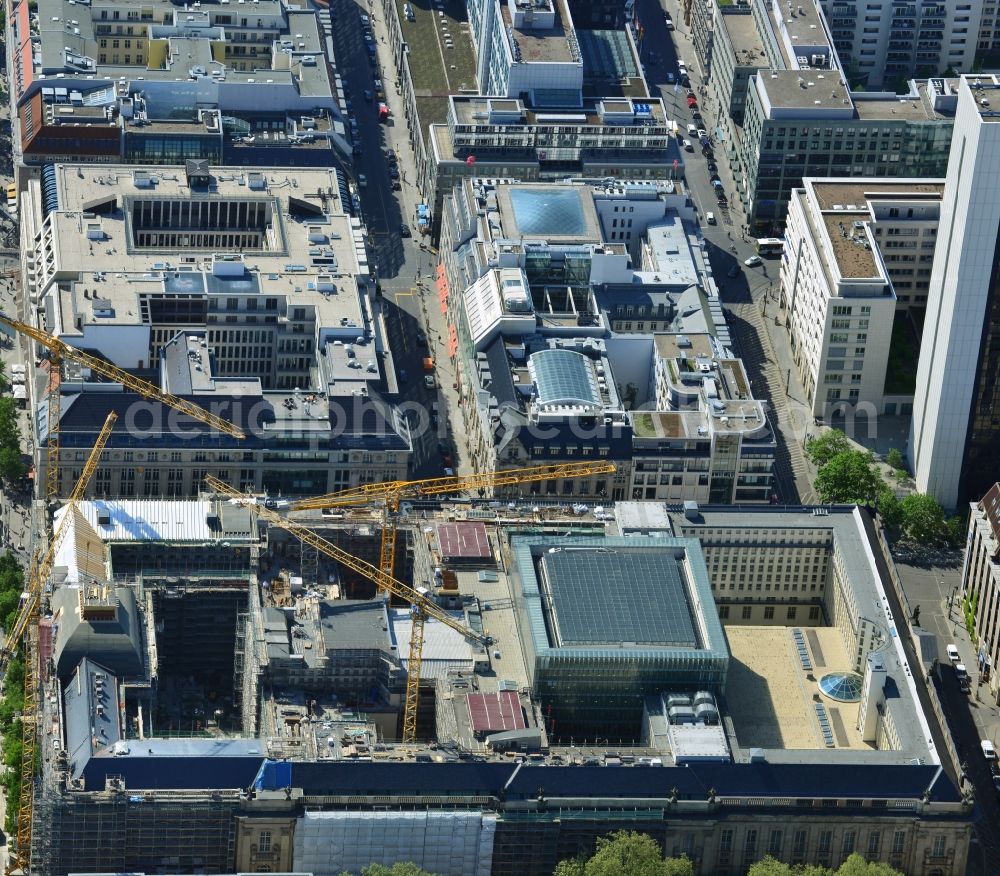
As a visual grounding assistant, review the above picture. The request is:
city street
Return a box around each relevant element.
[331,0,466,477]
[641,0,816,502]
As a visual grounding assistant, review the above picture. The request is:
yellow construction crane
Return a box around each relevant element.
[205,475,492,743]
[291,461,617,586]
[0,311,245,501]
[3,411,117,875]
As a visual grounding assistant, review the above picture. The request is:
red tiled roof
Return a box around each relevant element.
[467,692,526,733]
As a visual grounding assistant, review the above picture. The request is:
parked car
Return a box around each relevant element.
[745,255,763,267]
[666,72,676,84]
[389,167,400,180]
[364,89,373,102]
[400,223,411,238]
[360,12,370,24]
[357,174,368,187]
[707,161,718,172]
[727,264,740,278]
[424,374,436,389]
[687,96,697,108]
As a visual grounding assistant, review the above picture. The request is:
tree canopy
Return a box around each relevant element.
[814,450,883,504]
[0,396,25,483]
[805,429,853,467]
[553,831,694,876]
[898,493,948,544]
[747,853,903,876]
[340,864,441,876]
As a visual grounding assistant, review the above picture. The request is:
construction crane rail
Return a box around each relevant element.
[292,461,617,510]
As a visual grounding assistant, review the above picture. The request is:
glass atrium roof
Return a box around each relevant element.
[508,187,588,237]
[528,349,601,407]
[540,547,697,647]
[818,671,864,702]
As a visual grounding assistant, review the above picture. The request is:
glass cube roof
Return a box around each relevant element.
[818,671,864,702]
[508,187,588,237]
[540,548,697,647]
[529,349,601,407]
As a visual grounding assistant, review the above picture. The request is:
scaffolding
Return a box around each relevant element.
[300,537,319,586]
[32,788,241,875]
[233,583,264,737]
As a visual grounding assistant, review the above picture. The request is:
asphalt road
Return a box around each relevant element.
[637,0,813,503]
[331,0,457,477]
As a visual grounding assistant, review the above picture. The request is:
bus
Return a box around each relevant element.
[755,237,785,256]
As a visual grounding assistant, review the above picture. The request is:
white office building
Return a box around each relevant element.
[781,178,944,418]
[466,0,584,105]
[910,75,1000,509]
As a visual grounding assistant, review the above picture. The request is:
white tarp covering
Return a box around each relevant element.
[293,810,495,876]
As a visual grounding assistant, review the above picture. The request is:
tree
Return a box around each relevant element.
[814,450,884,504]
[946,514,966,547]
[899,493,947,544]
[340,864,441,876]
[746,858,797,876]
[552,831,693,876]
[0,397,24,484]
[834,853,904,875]
[885,447,906,473]
[877,488,903,530]
[805,429,852,467]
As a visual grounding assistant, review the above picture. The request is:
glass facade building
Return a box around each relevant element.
[510,535,730,741]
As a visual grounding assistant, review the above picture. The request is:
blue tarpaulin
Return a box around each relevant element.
[253,759,293,791]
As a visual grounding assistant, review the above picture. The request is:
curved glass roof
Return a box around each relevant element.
[509,187,587,237]
[529,349,601,407]
[818,671,864,702]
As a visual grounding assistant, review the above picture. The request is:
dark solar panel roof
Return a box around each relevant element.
[81,757,961,806]
[467,692,526,733]
[283,761,959,804]
[541,547,696,646]
[438,522,492,559]
[81,756,264,791]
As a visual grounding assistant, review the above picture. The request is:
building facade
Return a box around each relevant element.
[961,483,1000,703]
[820,0,981,89]
[910,75,1000,509]
[780,178,944,418]
[737,76,955,231]
[20,162,411,498]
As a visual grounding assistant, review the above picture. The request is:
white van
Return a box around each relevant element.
[706,212,716,225]
[687,123,698,137]
[982,739,998,761]
[946,643,960,662]
[683,139,694,152]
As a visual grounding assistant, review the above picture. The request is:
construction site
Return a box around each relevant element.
[0,306,971,876]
